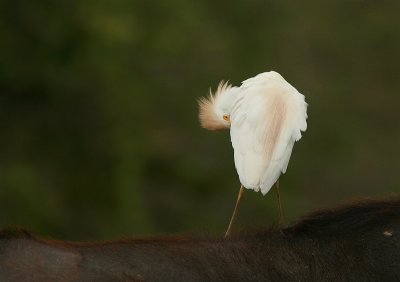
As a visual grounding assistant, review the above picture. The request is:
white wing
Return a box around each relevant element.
[230,72,307,195]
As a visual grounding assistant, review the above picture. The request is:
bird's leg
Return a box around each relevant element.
[225,185,245,238]
[274,179,285,226]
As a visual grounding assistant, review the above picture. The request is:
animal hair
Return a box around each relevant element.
[1,196,400,281]
[286,196,400,236]
[0,227,33,239]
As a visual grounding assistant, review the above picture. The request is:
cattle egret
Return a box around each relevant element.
[198,71,308,237]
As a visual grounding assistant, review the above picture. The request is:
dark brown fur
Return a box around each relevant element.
[1,197,400,281]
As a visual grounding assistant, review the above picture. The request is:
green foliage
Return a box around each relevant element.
[0,0,399,239]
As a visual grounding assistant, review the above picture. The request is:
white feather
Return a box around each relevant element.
[230,71,307,195]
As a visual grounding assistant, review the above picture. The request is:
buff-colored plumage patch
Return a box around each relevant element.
[263,93,287,159]
[198,81,231,131]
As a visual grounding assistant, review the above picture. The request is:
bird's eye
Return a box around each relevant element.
[223,114,230,121]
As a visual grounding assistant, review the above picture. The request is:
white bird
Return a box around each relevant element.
[198,71,308,237]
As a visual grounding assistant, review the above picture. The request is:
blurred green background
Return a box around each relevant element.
[0,0,399,240]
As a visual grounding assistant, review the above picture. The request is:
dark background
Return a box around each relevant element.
[0,0,399,240]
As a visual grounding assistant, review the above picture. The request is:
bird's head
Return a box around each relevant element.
[198,81,239,131]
